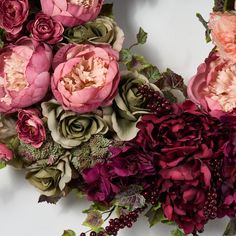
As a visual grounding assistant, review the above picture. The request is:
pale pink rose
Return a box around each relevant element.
[40,0,104,27]
[52,44,120,113]
[0,0,29,35]
[0,37,52,113]
[0,143,13,161]
[16,109,46,148]
[209,12,236,63]
[188,52,236,117]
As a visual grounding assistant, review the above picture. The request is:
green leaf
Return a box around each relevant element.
[120,49,133,65]
[145,203,166,227]
[83,210,104,231]
[196,13,211,43]
[141,65,161,83]
[171,228,186,236]
[162,90,178,103]
[62,230,76,236]
[136,27,148,45]
[0,161,6,169]
[0,28,5,48]
[224,0,236,11]
[126,54,150,71]
[99,3,114,18]
[223,218,236,236]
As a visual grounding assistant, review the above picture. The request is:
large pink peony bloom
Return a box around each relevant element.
[51,44,120,113]
[40,0,104,27]
[209,12,236,63]
[188,52,236,117]
[0,0,29,35]
[0,37,52,113]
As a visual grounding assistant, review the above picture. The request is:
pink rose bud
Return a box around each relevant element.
[0,0,29,35]
[0,37,52,113]
[27,12,64,45]
[40,0,104,27]
[51,44,120,113]
[0,143,13,161]
[16,109,46,148]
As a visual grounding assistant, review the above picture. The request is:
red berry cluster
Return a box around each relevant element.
[142,188,159,205]
[105,208,144,235]
[79,208,145,236]
[137,85,172,115]
[203,188,218,220]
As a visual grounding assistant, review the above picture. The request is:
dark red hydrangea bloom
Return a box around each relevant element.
[158,159,211,234]
[218,165,236,218]
[82,163,120,202]
[133,101,232,234]
[134,100,230,168]
[82,146,156,202]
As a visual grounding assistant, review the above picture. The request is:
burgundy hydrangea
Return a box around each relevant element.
[82,163,120,202]
[134,101,230,168]
[158,159,211,234]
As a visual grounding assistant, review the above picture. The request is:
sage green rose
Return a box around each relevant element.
[0,114,16,142]
[103,71,161,141]
[26,152,72,197]
[65,16,124,51]
[41,100,108,149]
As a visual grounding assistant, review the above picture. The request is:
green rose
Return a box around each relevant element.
[26,152,72,197]
[41,100,108,149]
[65,16,124,51]
[103,71,161,141]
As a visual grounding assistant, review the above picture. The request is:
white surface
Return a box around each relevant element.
[0,1,229,236]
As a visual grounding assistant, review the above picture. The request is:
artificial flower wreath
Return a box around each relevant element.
[0,0,236,236]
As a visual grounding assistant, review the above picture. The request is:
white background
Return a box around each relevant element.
[0,1,229,235]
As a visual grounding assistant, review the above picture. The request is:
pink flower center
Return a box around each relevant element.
[68,0,94,8]
[207,65,236,112]
[61,57,108,93]
[0,52,28,105]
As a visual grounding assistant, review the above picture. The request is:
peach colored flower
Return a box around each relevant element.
[209,12,236,63]
[51,44,120,113]
[188,52,236,117]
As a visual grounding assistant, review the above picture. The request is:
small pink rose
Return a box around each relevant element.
[209,12,236,63]
[188,52,236,117]
[27,12,64,45]
[0,0,29,35]
[40,0,104,27]
[0,143,13,161]
[0,37,52,113]
[16,109,46,148]
[52,44,120,113]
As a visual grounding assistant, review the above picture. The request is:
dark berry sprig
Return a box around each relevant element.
[137,84,172,115]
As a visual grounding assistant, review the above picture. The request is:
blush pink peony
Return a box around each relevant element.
[188,52,236,117]
[209,12,236,63]
[40,0,104,27]
[0,143,13,161]
[0,37,52,113]
[51,44,120,113]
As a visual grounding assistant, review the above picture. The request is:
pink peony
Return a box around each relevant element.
[0,0,29,35]
[52,44,120,113]
[27,12,64,45]
[40,0,104,27]
[188,52,236,117]
[0,37,52,113]
[16,109,46,148]
[209,12,236,63]
[0,143,13,161]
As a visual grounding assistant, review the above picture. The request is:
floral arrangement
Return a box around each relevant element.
[0,0,236,236]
